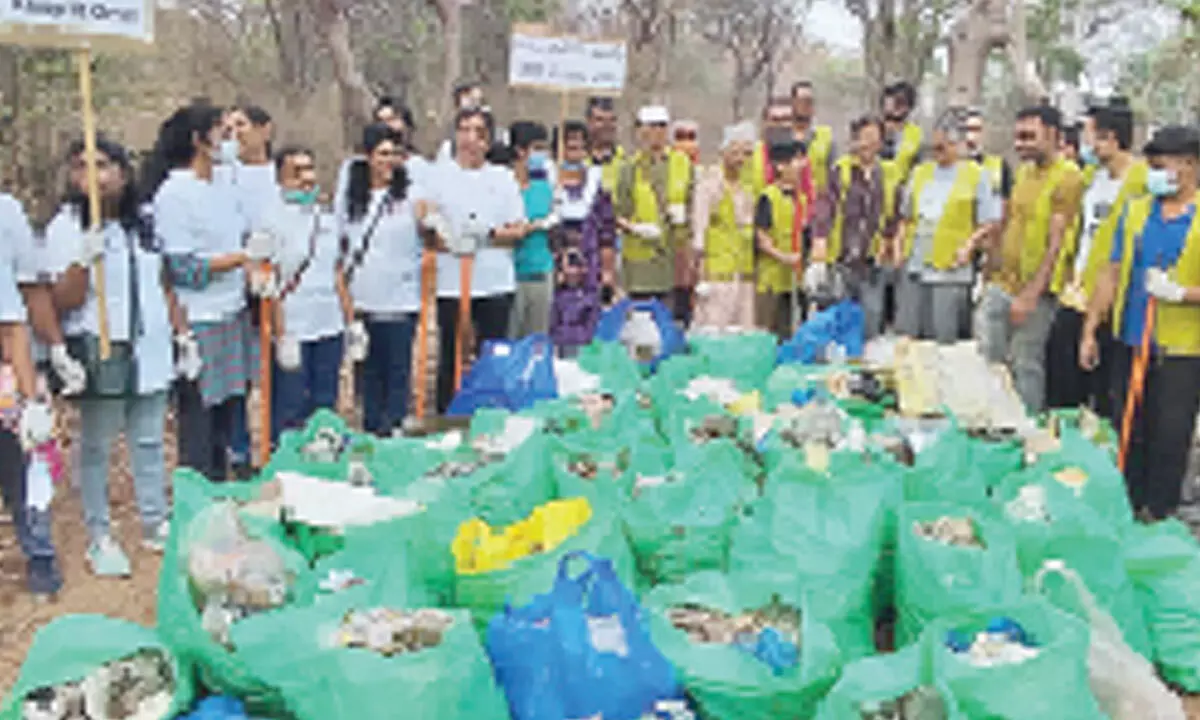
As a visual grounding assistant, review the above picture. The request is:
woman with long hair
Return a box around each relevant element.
[42,137,194,576]
[338,123,421,436]
[145,102,267,482]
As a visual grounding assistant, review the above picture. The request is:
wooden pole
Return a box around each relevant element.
[76,47,110,360]
[1118,297,1155,473]
[413,248,436,420]
[258,279,273,466]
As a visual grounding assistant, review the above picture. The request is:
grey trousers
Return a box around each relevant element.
[895,273,972,343]
[851,265,891,340]
[974,284,1058,413]
[509,276,553,339]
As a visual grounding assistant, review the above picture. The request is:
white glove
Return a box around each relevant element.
[245,230,277,262]
[76,229,106,267]
[249,266,278,298]
[1146,268,1187,303]
[346,321,369,363]
[18,401,53,451]
[174,332,203,381]
[631,222,663,240]
[422,212,453,243]
[802,263,828,294]
[534,213,560,232]
[48,344,86,396]
[276,335,302,371]
[667,203,687,226]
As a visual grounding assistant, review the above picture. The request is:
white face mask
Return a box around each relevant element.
[214,138,239,165]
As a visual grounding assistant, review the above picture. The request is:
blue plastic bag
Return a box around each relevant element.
[448,333,558,416]
[486,551,681,720]
[778,301,864,364]
[175,696,249,720]
[593,299,686,371]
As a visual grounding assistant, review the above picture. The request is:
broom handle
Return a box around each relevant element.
[1118,296,1155,472]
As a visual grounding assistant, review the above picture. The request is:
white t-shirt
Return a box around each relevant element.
[262,200,345,341]
[1076,167,1123,279]
[216,161,279,233]
[428,162,525,298]
[0,194,32,323]
[341,189,424,314]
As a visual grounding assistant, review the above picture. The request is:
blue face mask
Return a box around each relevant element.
[284,187,321,206]
[1079,145,1098,166]
[527,150,550,172]
[1146,168,1179,198]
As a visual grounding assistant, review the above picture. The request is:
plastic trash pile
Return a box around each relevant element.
[945,617,1041,668]
[666,598,801,675]
[453,498,593,574]
[620,309,664,363]
[857,688,947,720]
[21,650,174,720]
[331,608,455,657]
[912,516,983,548]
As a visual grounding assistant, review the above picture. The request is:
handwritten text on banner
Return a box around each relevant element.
[508,32,626,92]
[0,0,153,44]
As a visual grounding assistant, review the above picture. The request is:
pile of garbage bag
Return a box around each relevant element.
[7,301,1200,719]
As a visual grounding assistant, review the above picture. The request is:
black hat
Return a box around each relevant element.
[1143,125,1200,158]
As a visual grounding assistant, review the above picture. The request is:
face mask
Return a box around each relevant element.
[1146,168,1179,198]
[1079,145,1098,166]
[526,150,549,172]
[213,138,239,165]
[284,187,320,206]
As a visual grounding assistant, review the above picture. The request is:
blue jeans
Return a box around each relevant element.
[356,315,415,436]
[272,334,344,443]
[228,393,251,466]
[0,428,56,561]
[78,392,170,540]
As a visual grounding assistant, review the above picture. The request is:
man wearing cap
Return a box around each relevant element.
[978,105,1083,413]
[615,105,695,320]
[791,80,837,196]
[587,96,625,193]
[692,122,756,329]
[672,120,701,165]
[1080,124,1200,520]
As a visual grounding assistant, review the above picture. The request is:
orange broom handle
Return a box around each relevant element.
[1118,296,1155,472]
[413,249,436,420]
[454,256,474,392]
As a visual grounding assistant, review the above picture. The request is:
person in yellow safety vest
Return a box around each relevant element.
[753,135,809,339]
[614,105,695,321]
[892,112,1001,343]
[811,115,903,338]
[692,122,756,330]
[963,107,1013,205]
[977,105,1084,413]
[1046,103,1145,417]
[1079,124,1200,520]
[790,80,837,195]
[881,81,924,186]
[672,119,701,165]
[742,97,800,200]
[586,96,625,194]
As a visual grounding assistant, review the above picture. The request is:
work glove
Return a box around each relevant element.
[245,230,277,262]
[1146,268,1186,303]
[248,266,278,299]
[276,335,302,371]
[631,222,663,240]
[48,344,86,396]
[174,332,203,381]
[422,212,453,244]
[18,400,53,452]
[532,213,560,232]
[75,229,106,267]
[802,263,828,294]
[346,320,369,363]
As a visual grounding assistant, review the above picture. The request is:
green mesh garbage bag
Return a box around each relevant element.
[468,433,558,527]
[965,433,1024,493]
[646,354,706,415]
[624,444,757,586]
[903,428,991,508]
[927,597,1106,720]
[689,331,778,392]
[293,517,434,609]
[995,468,1151,659]
[729,463,890,658]
[1124,519,1200,691]
[264,408,377,483]
[0,615,195,720]
[663,396,758,477]
[392,472,478,605]
[895,501,1023,646]
[232,588,509,720]
[370,432,476,497]
[1027,428,1134,530]
[547,429,670,510]
[576,339,644,394]
[453,499,636,632]
[643,571,841,720]
[157,469,309,714]
[1042,407,1118,456]
[815,643,959,720]
[762,364,831,411]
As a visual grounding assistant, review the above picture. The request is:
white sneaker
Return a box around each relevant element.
[142,520,170,553]
[87,536,132,577]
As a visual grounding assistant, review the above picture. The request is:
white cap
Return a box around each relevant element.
[721,121,757,149]
[637,105,670,125]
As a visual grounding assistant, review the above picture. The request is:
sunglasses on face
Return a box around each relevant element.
[675,131,697,141]
[1014,131,1038,141]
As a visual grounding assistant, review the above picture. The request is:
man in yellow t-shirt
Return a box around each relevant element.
[977,105,1084,413]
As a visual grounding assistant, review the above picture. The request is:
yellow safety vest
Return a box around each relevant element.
[902,160,981,270]
[1112,192,1200,355]
[757,184,805,293]
[1007,157,1082,295]
[593,146,626,194]
[1080,160,1150,298]
[807,125,834,192]
[883,122,923,185]
[829,156,899,261]
[703,184,753,278]
[624,149,692,262]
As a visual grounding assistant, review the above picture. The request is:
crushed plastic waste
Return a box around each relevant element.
[776,401,848,449]
[346,459,373,487]
[681,376,742,406]
[276,472,423,529]
[857,687,947,720]
[666,598,801,673]
[299,426,348,464]
[331,607,455,657]
[824,369,888,403]
[912,516,983,548]
[553,358,601,397]
[946,617,1040,668]
[471,416,539,458]
[21,650,174,720]
[318,568,365,593]
[185,503,291,647]
[687,415,741,445]
[1005,485,1051,523]
[565,453,624,482]
[620,309,664,362]
[1053,467,1089,495]
[423,459,488,480]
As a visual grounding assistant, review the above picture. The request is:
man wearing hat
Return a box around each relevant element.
[615,105,696,320]
[1081,124,1200,520]
[672,119,701,165]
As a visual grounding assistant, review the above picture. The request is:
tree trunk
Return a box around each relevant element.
[1006,0,1047,104]
[311,0,374,147]
[430,0,464,122]
[731,54,746,120]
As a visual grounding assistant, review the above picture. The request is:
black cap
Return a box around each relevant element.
[1143,125,1200,158]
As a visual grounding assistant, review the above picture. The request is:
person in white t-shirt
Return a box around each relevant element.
[261,146,358,441]
[427,107,529,412]
[337,124,429,435]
